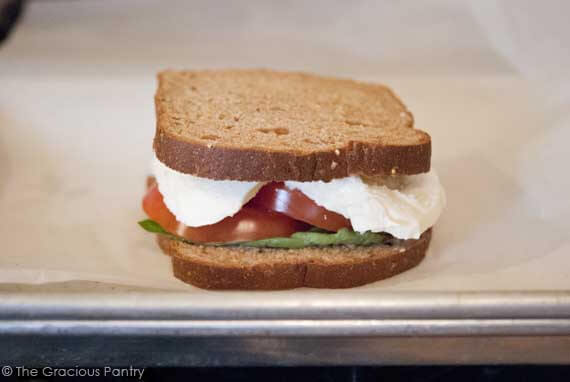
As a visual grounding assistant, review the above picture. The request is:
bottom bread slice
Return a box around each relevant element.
[157,229,431,290]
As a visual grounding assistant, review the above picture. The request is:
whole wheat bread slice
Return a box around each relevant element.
[154,69,430,181]
[157,229,431,290]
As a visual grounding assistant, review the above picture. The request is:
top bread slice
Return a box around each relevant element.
[154,69,430,181]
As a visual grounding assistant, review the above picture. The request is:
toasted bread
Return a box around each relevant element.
[154,69,430,181]
[157,230,431,290]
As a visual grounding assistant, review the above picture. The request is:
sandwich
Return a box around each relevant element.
[140,69,445,290]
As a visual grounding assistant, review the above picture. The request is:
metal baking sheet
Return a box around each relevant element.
[1,283,569,365]
[1,0,570,366]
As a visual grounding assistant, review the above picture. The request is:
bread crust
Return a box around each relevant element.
[157,230,431,290]
[154,132,430,182]
[153,69,431,181]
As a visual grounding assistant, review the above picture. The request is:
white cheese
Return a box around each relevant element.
[151,154,263,227]
[285,170,446,239]
[151,153,445,238]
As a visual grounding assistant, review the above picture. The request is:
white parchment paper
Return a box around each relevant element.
[0,0,569,291]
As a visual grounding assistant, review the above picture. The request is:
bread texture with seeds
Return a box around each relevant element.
[158,230,431,290]
[154,69,431,181]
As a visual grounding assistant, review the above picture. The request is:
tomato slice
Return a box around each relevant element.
[143,183,309,243]
[247,182,352,232]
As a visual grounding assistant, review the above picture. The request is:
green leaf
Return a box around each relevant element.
[138,219,170,234]
[139,220,388,249]
[235,228,387,248]
[138,219,194,244]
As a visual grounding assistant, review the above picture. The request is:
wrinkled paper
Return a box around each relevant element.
[0,0,568,291]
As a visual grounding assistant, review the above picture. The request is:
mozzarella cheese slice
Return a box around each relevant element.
[285,170,446,239]
[151,154,445,239]
[151,154,263,227]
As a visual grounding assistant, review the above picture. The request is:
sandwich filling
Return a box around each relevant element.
[140,154,445,248]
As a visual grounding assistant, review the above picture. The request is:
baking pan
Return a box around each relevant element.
[1,288,569,365]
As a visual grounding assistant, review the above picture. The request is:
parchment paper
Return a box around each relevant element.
[1,0,569,291]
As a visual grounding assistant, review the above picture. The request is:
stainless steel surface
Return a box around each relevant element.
[1,319,570,337]
[2,336,570,366]
[2,291,570,319]
[1,289,569,365]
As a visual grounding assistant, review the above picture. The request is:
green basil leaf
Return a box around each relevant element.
[234,228,387,248]
[138,219,170,234]
[139,220,388,249]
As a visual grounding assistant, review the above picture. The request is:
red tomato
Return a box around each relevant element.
[142,184,309,243]
[247,182,352,232]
